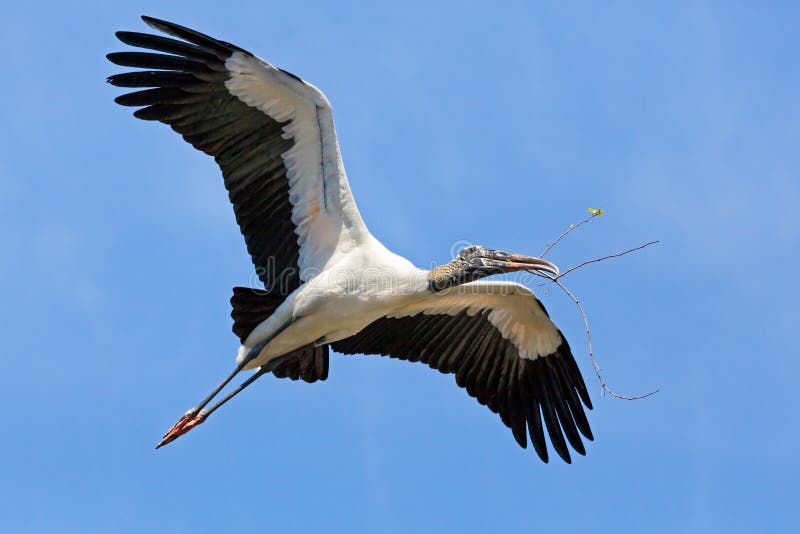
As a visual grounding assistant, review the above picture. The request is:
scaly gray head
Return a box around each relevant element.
[428,245,559,291]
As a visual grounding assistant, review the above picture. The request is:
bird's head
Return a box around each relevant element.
[428,245,559,291]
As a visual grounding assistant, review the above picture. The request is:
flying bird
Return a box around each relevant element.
[107,16,593,463]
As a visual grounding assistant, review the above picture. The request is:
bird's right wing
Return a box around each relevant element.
[108,17,370,294]
[332,281,593,463]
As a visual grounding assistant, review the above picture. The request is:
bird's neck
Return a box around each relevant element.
[428,261,479,292]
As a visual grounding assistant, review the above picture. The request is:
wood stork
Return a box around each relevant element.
[107,16,593,463]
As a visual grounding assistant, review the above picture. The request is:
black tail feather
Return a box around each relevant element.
[230,286,284,342]
[272,343,329,383]
[230,286,329,383]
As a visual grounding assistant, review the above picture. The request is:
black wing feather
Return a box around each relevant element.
[108,17,303,293]
[141,16,245,56]
[115,31,224,64]
[332,309,593,464]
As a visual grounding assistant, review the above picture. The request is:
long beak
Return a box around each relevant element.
[481,251,560,277]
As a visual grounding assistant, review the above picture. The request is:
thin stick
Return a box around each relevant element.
[540,212,598,258]
[536,271,659,400]
[532,209,659,401]
[554,240,659,280]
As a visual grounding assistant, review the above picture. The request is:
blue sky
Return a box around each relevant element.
[1,1,798,532]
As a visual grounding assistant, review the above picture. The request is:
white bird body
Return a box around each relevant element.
[108,16,594,463]
[240,241,428,369]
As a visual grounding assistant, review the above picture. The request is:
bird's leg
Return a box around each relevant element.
[155,341,267,448]
[199,351,296,419]
[156,352,295,448]
[156,320,294,449]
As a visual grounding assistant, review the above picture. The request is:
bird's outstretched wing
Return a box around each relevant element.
[108,16,369,294]
[332,281,593,463]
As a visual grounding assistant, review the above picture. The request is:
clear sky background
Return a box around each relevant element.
[1,1,797,532]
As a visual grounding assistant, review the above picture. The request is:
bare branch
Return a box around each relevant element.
[534,272,659,400]
[540,212,598,258]
[555,240,659,280]
[531,209,659,401]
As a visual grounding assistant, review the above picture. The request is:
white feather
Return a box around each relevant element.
[224,52,371,280]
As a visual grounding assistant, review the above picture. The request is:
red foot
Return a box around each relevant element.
[156,411,207,449]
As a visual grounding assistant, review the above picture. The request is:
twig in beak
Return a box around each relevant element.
[532,270,660,401]
[555,240,659,281]
[529,209,661,401]
[540,212,599,258]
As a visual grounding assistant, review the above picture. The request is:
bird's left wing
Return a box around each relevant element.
[108,16,370,293]
[332,281,593,463]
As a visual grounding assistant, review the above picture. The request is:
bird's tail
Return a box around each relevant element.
[230,286,284,343]
[230,287,329,382]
